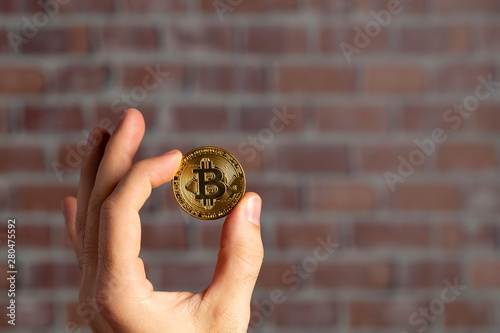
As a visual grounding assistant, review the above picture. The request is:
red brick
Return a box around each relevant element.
[167,24,232,52]
[437,143,497,171]
[200,0,297,13]
[351,0,379,12]
[27,263,80,288]
[395,184,461,210]
[0,146,44,172]
[246,26,306,54]
[121,64,185,91]
[0,107,7,132]
[311,183,374,211]
[196,65,264,93]
[276,144,347,172]
[479,25,500,50]
[100,26,158,51]
[22,26,88,54]
[276,65,355,93]
[353,223,429,248]
[126,0,184,11]
[308,0,349,12]
[351,0,423,12]
[476,104,500,131]
[436,64,493,92]
[405,261,460,288]
[59,0,114,12]
[256,262,296,288]
[172,105,227,131]
[56,65,110,92]
[247,182,300,211]
[0,67,43,94]
[313,262,392,288]
[473,261,500,287]
[0,0,39,12]
[17,302,53,328]
[401,25,469,53]
[319,26,337,53]
[444,302,492,327]
[11,185,75,210]
[316,105,387,132]
[342,26,389,53]
[276,223,338,249]
[24,105,83,131]
[433,0,498,12]
[16,225,51,248]
[378,0,425,12]
[401,103,457,131]
[240,105,304,131]
[160,263,214,289]
[0,29,7,53]
[350,301,419,328]
[364,65,424,94]
[275,302,336,327]
[0,265,10,289]
[360,146,421,171]
[0,304,10,329]
[141,224,187,249]
[441,223,466,249]
[0,187,8,211]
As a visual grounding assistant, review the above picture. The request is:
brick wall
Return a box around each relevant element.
[0,0,499,332]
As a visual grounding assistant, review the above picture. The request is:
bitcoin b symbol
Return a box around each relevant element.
[193,158,226,209]
[173,146,246,220]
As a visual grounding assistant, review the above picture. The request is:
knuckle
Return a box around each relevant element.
[130,159,148,174]
[99,197,119,220]
[234,250,262,274]
[86,194,106,218]
[226,242,264,269]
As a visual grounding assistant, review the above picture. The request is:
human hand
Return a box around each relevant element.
[60,109,263,332]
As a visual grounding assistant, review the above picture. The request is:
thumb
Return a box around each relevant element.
[207,192,263,307]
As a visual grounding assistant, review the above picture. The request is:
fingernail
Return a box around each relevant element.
[161,149,180,156]
[245,196,261,226]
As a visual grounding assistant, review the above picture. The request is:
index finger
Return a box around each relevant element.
[97,150,182,279]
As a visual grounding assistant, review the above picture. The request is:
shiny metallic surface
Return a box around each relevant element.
[172,146,246,220]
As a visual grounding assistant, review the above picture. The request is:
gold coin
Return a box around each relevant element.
[172,146,246,220]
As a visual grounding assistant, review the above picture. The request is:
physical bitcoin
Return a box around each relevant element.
[172,146,246,220]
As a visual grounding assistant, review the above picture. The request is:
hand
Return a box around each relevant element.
[60,109,263,332]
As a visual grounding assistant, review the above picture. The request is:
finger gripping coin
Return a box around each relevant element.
[172,146,246,220]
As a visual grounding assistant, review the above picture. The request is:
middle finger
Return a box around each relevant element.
[82,110,145,277]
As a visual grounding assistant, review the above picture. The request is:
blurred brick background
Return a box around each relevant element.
[0,0,499,332]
